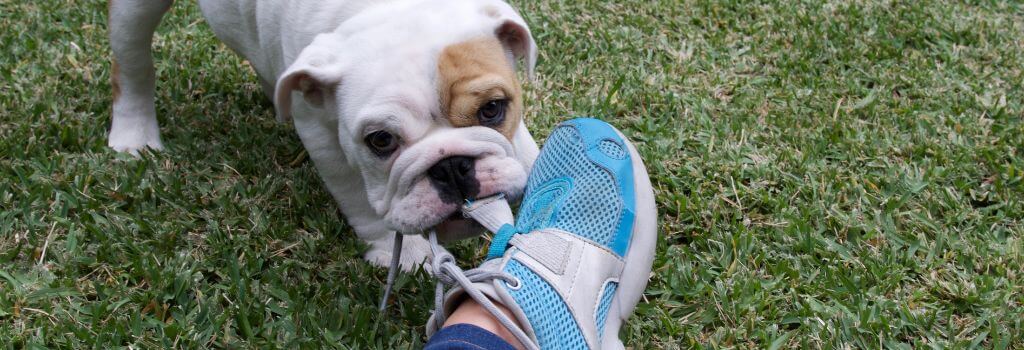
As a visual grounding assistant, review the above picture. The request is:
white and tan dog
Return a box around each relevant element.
[108,0,540,268]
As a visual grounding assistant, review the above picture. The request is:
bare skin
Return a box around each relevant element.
[443,298,525,349]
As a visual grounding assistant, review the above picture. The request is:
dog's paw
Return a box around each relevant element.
[108,117,164,155]
[364,233,436,271]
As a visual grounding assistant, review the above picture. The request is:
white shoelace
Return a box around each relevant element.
[377,195,540,350]
[378,232,403,311]
[426,231,538,350]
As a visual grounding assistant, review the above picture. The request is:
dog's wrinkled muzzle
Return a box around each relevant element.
[376,126,517,217]
[388,126,514,202]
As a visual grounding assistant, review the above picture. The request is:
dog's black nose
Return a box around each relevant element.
[427,156,480,204]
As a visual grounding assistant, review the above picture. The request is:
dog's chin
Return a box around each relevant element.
[433,213,484,242]
[387,206,484,243]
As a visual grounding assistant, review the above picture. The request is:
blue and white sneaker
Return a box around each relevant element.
[425,118,658,350]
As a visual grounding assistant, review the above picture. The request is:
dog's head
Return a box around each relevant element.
[274,0,538,241]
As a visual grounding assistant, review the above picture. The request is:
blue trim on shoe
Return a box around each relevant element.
[486,224,519,260]
[563,118,636,256]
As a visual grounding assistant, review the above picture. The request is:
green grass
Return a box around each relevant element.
[1,0,1023,348]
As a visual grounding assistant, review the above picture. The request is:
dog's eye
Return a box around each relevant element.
[364,130,399,157]
[476,99,508,127]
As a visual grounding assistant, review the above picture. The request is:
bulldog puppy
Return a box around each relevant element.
[107,0,540,269]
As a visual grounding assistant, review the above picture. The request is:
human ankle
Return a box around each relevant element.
[443,298,525,350]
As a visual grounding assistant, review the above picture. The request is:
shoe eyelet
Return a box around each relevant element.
[505,278,522,290]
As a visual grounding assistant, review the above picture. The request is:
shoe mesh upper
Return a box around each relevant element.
[598,139,627,159]
[506,259,587,349]
[517,126,624,248]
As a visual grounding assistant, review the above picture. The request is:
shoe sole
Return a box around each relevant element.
[600,128,657,350]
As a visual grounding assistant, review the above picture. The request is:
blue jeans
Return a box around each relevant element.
[424,324,516,350]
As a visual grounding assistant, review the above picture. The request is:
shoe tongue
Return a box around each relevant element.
[461,194,513,233]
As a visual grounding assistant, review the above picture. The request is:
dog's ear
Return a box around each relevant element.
[488,5,538,80]
[274,38,345,122]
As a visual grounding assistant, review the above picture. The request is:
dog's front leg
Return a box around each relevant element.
[108,0,174,153]
[362,231,437,272]
[345,212,437,271]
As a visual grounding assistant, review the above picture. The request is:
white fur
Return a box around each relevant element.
[108,0,540,269]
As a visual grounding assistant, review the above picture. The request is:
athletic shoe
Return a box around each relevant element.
[425,118,658,350]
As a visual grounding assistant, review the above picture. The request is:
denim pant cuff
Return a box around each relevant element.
[424,323,517,350]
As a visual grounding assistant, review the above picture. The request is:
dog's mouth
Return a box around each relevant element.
[440,211,467,227]
[385,151,528,242]
[429,189,520,242]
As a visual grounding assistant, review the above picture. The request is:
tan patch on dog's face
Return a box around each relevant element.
[437,37,522,140]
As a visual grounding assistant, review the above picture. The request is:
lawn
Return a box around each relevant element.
[1,0,1023,348]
